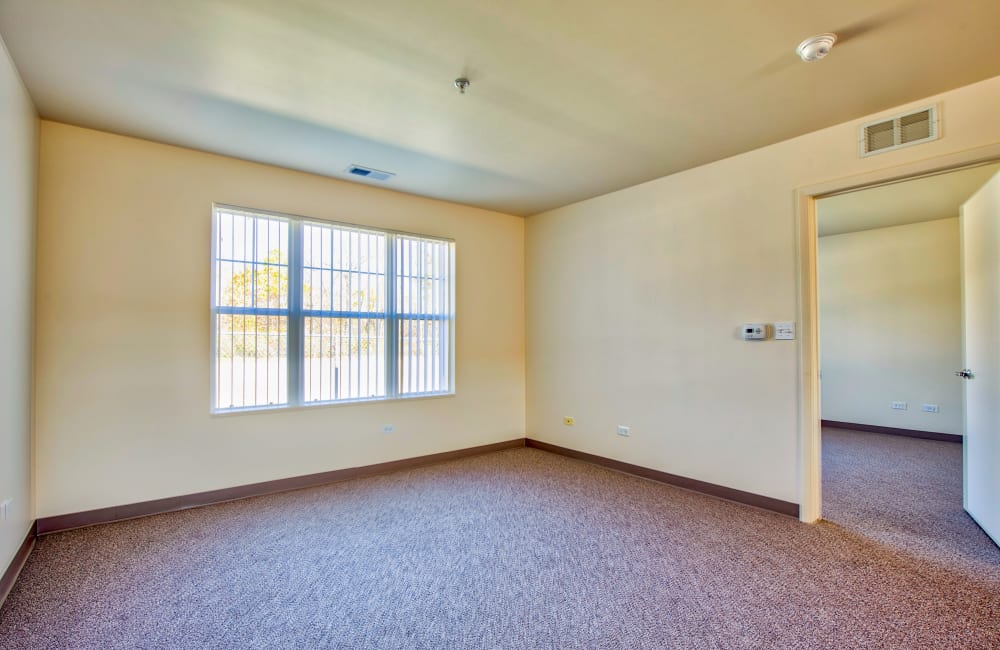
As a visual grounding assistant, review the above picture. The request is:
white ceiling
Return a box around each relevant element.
[817,163,1000,236]
[3,0,1000,216]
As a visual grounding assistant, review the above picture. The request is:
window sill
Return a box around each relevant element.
[209,391,457,417]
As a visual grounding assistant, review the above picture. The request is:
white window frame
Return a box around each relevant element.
[210,203,455,413]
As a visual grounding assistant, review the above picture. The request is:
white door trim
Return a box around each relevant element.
[795,142,1000,523]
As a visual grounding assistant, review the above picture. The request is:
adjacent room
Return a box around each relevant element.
[817,164,1000,572]
[1,1,999,648]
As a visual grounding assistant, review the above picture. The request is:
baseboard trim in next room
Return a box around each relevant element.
[0,522,36,607]
[821,420,962,443]
[525,439,799,517]
[36,438,527,535]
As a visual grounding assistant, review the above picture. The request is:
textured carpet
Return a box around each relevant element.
[1,444,998,649]
[822,427,999,575]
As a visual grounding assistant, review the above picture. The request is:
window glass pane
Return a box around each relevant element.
[302,224,385,313]
[302,223,387,402]
[398,318,449,395]
[213,209,289,410]
[395,236,452,395]
[304,317,386,402]
[215,314,288,409]
[215,210,289,309]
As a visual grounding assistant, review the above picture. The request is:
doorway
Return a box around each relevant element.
[813,164,1000,566]
[795,145,1000,532]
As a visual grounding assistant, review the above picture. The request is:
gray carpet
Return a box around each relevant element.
[1,442,998,649]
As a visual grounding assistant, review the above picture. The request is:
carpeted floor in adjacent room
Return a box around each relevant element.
[821,426,998,576]
[1,435,998,649]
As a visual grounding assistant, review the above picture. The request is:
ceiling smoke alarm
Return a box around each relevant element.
[796,33,837,62]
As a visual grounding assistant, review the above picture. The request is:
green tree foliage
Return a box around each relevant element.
[217,250,288,359]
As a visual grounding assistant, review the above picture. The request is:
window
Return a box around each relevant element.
[211,205,454,412]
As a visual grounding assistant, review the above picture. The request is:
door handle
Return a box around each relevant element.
[955,369,975,379]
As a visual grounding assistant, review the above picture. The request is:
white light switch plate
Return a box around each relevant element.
[774,321,795,340]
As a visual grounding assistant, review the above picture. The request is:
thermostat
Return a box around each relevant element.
[742,323,768,340]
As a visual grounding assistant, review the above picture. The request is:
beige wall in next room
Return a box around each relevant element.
[819,218,962,435]
[34,122,526,518]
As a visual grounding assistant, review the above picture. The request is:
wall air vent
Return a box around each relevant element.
[345,165,395,181]
[859,106,938,157]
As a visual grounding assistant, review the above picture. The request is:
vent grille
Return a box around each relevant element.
[860,106,938,157]
[346,165,395,181]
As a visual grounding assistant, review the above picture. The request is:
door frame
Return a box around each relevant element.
[795,143,1000,523]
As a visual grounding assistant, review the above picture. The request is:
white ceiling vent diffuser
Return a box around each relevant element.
[859,106,939,157]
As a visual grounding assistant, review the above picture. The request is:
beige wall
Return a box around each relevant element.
[0,37,37,567]
[819,218,961,435]
[525,75,1000,503]
[35,122,525,517]
[27,73,1000,516]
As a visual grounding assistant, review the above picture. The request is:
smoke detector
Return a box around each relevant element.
[796,33,837,62]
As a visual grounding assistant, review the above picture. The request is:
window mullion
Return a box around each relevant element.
[210,213,219,411]
[447,243,455,392]
[385,233,398,399]
[288,219,304,406]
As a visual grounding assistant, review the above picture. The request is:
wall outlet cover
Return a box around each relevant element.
[891,401,908,410]
[774,321,796,340]
[616,425,631,437]
[921,403,940,413]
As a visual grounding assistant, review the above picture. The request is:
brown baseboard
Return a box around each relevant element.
[36,438,526,535]
[821,420,962,443]
[36,435,801,535]
[1,522,36,607]
[525,439,799,517]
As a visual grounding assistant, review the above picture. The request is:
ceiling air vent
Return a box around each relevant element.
[859,106,938,157]
[345,165,395,181]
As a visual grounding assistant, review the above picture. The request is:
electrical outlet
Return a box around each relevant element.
[616,425,631,437]
[381,424,395,434]
[891,401,908,410]
[563,416,575,426]
[0,498,11,521]
[921,403,940,413]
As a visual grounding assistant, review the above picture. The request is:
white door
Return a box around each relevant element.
[961,170,1000,546]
